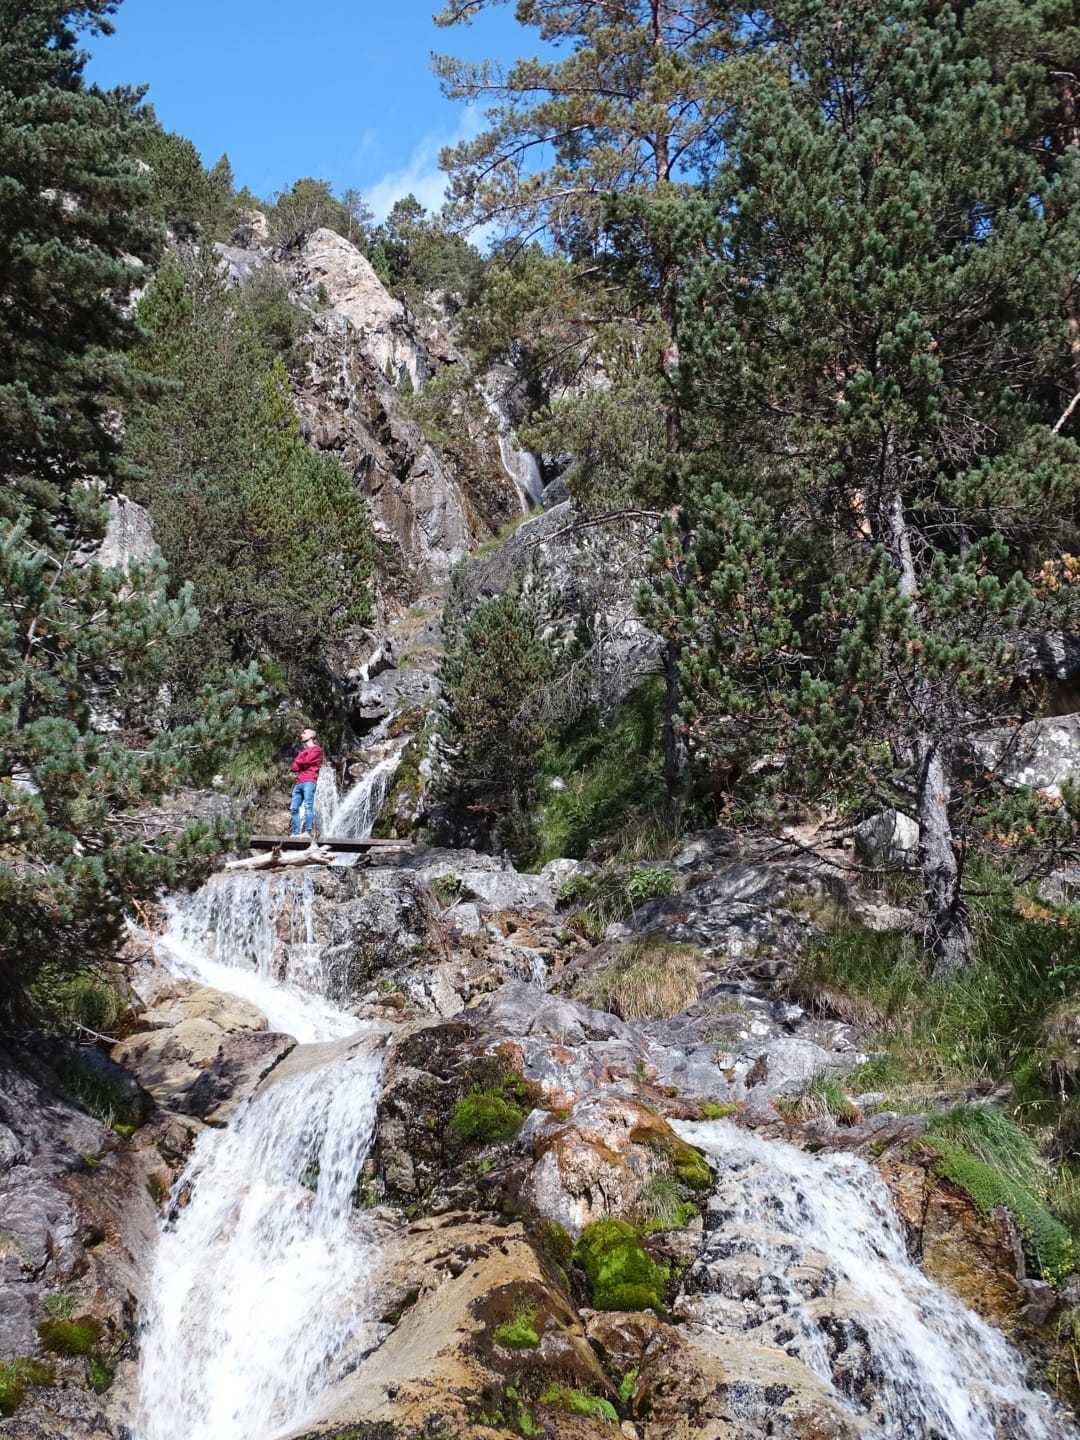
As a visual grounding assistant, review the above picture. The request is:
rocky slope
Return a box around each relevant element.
[2,813,1075,1439]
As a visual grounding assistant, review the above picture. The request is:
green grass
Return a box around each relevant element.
[572,1218,668,1312]
[792,879,1080,1094]
[29,966,123,1036]
[222,733,282,800]
[473,507,544,558]
[0,1359,54,1417]
[634,1174,698,1232]
[558,864,676,938]
[776,1073,861,1127]
[430,872,464,907]
[581,937,703,1020]
[53,1056,146,1132]
[926,1104,1045,1192]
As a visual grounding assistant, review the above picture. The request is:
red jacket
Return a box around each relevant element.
[291,744,323,784]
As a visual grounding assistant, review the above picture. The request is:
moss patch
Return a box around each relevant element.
[573,1218,668,1312]
[0,1359,54,1417]
[37,1316,101,1357]
[494,1312,540,1350]
[699,1101,736,1119]
[451,1088,526,1144]
[538,1384,618,1422]
[923,1137,1074,1283]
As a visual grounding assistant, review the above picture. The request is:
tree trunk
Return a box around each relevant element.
[662,637,689,803]
[914,736,973,979]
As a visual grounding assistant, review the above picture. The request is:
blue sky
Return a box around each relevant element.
[86,0,530,218]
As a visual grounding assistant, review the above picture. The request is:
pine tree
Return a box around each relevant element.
[0,3,265,1006]
[438,587,555,857]
[0,0,159,531]
[125,252,374,714]
[644,0,1080,975]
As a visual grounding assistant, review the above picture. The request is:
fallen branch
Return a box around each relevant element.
[226,844,337,872]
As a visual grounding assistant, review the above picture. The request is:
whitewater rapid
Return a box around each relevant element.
[136,877,385,1440]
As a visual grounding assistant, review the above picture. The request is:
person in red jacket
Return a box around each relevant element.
[289,727,323,837]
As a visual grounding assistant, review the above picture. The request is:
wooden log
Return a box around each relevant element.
[225,845,337,872]
[248,834,416,853]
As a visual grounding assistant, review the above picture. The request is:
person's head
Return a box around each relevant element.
[300,728,316,745]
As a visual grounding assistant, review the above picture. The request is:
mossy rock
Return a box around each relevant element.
[573,1218,668,1313]
[37,1316,101,1357]
[538,1384,619,1422]
[923,1136,1075,1284]
[493,1309,540,1350]
[0,1360,54,1417]
[451,1090,526,1144]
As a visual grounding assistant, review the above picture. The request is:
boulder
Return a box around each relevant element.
[112,979,294,1123]
[971,713,1080,795]
[853,809,919,868]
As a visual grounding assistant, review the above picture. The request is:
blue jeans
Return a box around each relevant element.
[290,781,316,835]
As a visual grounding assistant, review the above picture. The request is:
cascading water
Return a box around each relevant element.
[328,739,408,847]
[136,1040,383,1440]
[157,872,347,1040]
[673,1118,1076,1440]
[137,876,386,1440]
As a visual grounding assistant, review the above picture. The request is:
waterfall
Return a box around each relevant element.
[138,872,385,1440]
[313,764,340,836]
[135,1040,383,1440]
[328,739,408,844]
[673,1118,1075,1440]
[480,382,544,511]
[157,873,348,1041]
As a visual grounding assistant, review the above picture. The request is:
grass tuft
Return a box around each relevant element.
[634,1174,698,1232]
[581,937,703,1020]
[777,1073,861,1127]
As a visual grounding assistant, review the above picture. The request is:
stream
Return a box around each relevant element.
[128,764,1076,1440]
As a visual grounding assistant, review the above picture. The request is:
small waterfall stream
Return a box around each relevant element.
[673,1118,1074,1440]
[136,876,385,1440]
[327,740,408,847]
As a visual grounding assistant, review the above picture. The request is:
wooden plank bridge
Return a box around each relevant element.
[225,835,417,871]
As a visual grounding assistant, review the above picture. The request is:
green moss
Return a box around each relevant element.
[451,1090,525,1144]
[925,1136,1074,1283]
[88,1356,114,1394]
[0,1359,54,1417]
[535,1219,573,1269]
[700,1102,736,1119]
[493,1307,540,1350]
[671,1140,713,1191]
[618,1368,639,1403]
[573,1218,668,1312]
[539,1385,618,1422]
[38,1316,101,1357]
[926,1104,1043,1191]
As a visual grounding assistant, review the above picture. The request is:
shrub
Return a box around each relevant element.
[581,938,702,1020]
[573,1218,668,1312]
[451,1089,526,1144]
[430,873,464,907]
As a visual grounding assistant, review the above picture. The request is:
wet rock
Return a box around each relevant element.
[516,1093,709,1236]
[289,1213,613,1439]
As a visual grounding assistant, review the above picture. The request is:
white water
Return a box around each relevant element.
[674,1119,1075,1440]
[137,875,385,1440]
[328,740,408,846]
[481,382,544,510]
[158,873,349,1041]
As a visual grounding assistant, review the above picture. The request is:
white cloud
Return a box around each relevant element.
[365,107,482,221]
